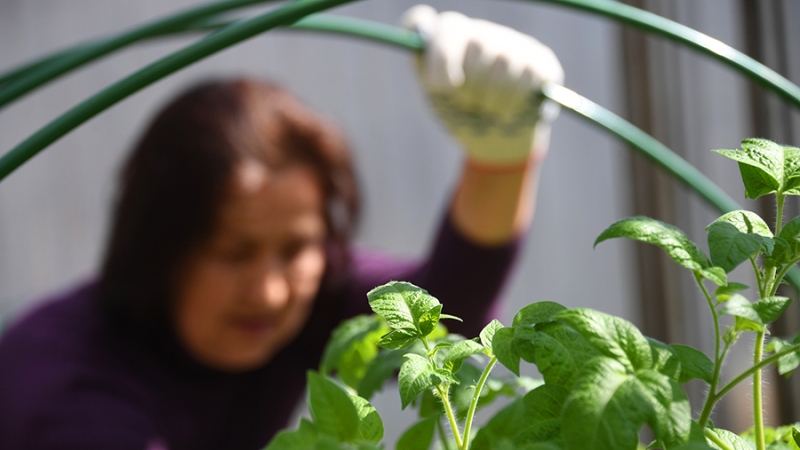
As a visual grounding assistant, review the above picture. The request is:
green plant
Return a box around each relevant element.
[266,138,800,450]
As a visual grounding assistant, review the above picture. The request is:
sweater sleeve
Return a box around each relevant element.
[341,213,524,337]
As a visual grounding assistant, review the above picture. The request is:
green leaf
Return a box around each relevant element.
[349,395,383,443]
[698,267,727,286]
[561,358,691,450]
[307,372,360,442]
[766,337,800,376]
[418,305,442,337]
[399,354,439,409]
[714,139,800,199]
[707,223,767,273]
[705,427,752,450]
[357,349,406,399]
[439,313,463,322]
[376,328,418,350]
[367,281,440,332]
[516,385,569,444]
[443,339,484,368]
[493,327,520,376]
[670,344,714,384]
[753,296,792,324]
[792,427,800,448]
[513,325,538,363]
[709,210,774,237]
[320,315,386,376]
[396,417,436,450]
[771,216,800,265]
[265,418,319,450]
[719,294,764,332]
[481,320,504,353]
[513,302,567,327]
[647,338,681,381]
[554,308,653,372]
[714,282,750,302]
[532,321,602,388]
[595,216,710,271]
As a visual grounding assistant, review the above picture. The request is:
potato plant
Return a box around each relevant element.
[266,138,800,450]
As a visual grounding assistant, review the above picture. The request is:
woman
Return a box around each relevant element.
[0,6,563,450]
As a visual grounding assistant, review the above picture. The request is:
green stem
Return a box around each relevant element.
[437,385,464,449]
[753,331,766,450]
[704,428,735,450]
[461,357,498,449]
[716,342,800,399]
[772,256,800,295]
[751,257,763,295]
[776,194,786,236]
[696,273,722,428]
[698,339,733,427]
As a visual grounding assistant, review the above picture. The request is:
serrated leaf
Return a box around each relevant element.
[418,304,442,337]
[513,302,567,327]
[480,320,504,353]
[396,417,436,450]
[349,395,383,443]
[670,344,714,384]
[753,296,792,324]
[377,328,418,350]
[367,281,439,332]
[492,327,520,375]
[766,337,800,376]
[533,321,602,388]
[561,358,691,450]
[357,349,406,399]
[596,216,710,271]
[715,282,750,301]
[399,354,438,409]
[554,308,653,372]
[443,339,484,368]
[307,372,360,442]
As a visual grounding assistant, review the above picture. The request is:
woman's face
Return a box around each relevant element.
[174,162,327,372]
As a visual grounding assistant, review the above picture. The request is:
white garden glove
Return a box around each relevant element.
[402,5,564,168]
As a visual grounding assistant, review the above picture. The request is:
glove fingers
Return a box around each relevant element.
[460,40,493,112]
[482,55,526,116]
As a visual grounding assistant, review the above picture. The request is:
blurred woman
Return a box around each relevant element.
[0,6,563,450]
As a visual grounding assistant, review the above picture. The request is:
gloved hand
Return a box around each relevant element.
[402,5,564,168]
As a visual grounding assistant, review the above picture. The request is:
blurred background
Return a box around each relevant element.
[0,0,798,443]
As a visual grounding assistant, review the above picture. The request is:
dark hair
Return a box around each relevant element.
[97,78,359,338]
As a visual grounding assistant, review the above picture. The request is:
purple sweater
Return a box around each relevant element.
[0,218,520,450]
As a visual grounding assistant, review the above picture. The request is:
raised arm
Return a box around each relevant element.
[403,5,564,245]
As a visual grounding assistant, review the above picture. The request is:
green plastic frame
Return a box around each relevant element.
[1,0,799,287]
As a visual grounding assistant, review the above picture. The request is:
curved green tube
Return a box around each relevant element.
[540,82,800,290]
[529,0,800,109]
[0,0,282,108]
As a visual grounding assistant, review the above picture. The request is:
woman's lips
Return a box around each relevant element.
[230,316,274,335]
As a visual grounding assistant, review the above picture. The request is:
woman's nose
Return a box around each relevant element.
[258,267,290,310]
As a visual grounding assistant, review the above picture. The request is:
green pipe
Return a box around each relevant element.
[541,81,800,290]
[0,0,360,181]
[0,0,282,108]
[528,0,800,110]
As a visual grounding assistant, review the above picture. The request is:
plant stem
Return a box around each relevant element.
[704,428,735,450]
[776,194,786,236]
[461,356,498,449]
[751,257,763,294]
[698,339,733,427]
[715,342,800,399]
[696,273,722,428]
[437,385,464,449]
[753,331,766,450]
[771,256,800,296]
